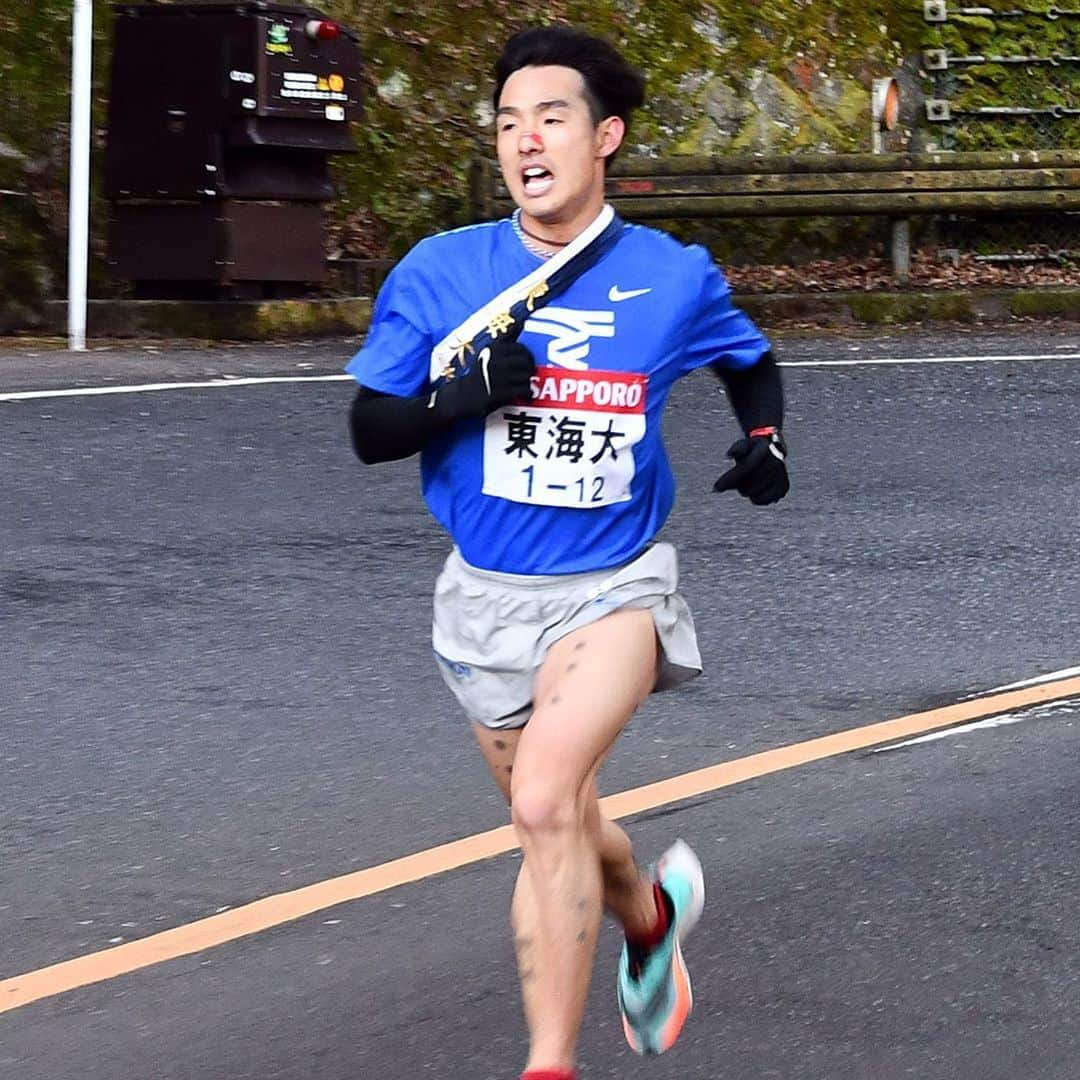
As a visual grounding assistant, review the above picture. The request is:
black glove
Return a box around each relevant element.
[432,338,536,423]
[713,428,789,505]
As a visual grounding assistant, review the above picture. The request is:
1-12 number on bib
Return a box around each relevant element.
[482,366,647,508]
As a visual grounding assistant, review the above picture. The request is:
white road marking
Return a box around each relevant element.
[0,374,352,403]
[782,353,1080,367]
[980,665,1080,693]
[1,351,1078,402]
[872,697,1079,752]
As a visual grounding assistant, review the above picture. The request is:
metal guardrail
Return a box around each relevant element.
[924,50,1080,67]
[923,1,1080,147]
[470,150,1080,281]
[921,0,1079,258]
[474,150,1080,214]
[925,2,1080,20]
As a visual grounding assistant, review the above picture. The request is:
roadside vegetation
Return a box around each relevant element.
[2,1,1076,328]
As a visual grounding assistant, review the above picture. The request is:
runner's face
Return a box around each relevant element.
[495,65,624,239]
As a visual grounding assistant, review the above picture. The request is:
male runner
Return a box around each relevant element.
[346,26,789,1080]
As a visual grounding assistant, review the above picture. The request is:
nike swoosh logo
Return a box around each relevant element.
[608,285,652,302]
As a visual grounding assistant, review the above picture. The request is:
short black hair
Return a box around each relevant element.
[493,26,646,131]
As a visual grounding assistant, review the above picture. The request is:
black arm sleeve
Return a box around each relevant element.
[710,349,784,434]
[349,338,537,463]
[348,386,452,464]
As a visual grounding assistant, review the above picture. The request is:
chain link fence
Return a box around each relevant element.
[921,0,1080,260]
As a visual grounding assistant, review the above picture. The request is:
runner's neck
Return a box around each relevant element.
[511,207,610,260]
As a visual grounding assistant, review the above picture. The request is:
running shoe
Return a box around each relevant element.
[616,838,705,1055]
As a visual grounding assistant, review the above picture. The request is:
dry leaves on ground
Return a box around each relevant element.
[724,248,1080,294]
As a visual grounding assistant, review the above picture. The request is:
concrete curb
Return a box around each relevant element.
[32,286,1078,340]
[41,297,373,340]
[734,286,1079,326]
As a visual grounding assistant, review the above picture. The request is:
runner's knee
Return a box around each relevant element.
[510,776,586,838]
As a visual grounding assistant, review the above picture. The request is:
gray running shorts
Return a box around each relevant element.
[431,542,702,729]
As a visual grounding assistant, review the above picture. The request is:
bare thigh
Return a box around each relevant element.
[472,607,661,798]
[512,608,659,806]
[473,723,522,803]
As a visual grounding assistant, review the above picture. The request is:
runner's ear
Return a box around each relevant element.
[596,115,625,162]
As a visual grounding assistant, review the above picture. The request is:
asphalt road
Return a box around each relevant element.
[2,323,1079,1079]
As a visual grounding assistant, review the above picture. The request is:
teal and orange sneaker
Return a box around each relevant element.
[616,839,705,1055]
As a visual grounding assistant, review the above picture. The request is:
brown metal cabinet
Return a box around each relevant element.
[105,1,362,298]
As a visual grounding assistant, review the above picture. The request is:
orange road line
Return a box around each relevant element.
[3,674,1079,1016]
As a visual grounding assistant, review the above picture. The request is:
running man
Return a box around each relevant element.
[347,26,789,1080]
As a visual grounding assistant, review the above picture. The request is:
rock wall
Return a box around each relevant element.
[327,0,927,255]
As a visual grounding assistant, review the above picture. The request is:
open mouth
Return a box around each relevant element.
[521,165,555,197]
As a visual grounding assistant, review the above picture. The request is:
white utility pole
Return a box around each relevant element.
[68,0,93,351]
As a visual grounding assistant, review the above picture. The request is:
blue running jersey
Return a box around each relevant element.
[346,217,770,574]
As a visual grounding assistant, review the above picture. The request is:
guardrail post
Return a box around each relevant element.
[469,158,495,222]
[890,217,912,284]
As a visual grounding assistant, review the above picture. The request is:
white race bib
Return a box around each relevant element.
[482,366,647,508]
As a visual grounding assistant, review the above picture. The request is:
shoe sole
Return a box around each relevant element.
[621,1013,645,1055]
[620,937,693,1056]
[651,936,693,1054]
